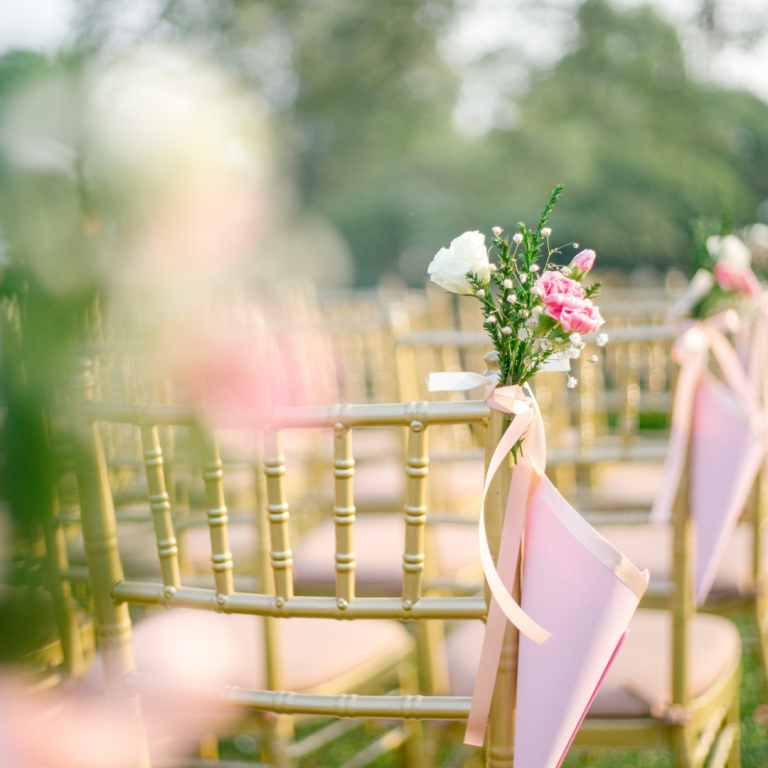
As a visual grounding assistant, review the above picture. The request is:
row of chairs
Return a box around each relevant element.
[5,282,752,767]
[60,341,742,767]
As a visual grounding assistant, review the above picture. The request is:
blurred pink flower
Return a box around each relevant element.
[713,261,761,297]
[559,300,605,335]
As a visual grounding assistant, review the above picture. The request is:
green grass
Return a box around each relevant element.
[217,614,768,767]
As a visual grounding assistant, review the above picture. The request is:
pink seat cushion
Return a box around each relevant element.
[597,521,762,598]
[446,610,740,717]
[87,610,412,695]
[69,523,256,578]
[293,514,480,595]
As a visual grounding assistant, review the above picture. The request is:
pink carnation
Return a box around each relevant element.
[570,249,596,275]
[713,261,761,297]
[559,300,605,334]
[534,271,585,321]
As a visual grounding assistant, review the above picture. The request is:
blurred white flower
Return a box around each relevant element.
[567,376,578,388]
[513,233,523,243]
[428,231,491,295]
[706,234,751,268]
[542,227,552,237]
[597,333,609,347]
[492,226,503,236]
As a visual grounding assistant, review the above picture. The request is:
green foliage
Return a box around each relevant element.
[64,0,768,285]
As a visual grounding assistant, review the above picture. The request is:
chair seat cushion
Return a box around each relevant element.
[68,522,257,579]
[445,610,740,718]
[293,514,481,595]
[86,609,413,695]
[597,521,762,599]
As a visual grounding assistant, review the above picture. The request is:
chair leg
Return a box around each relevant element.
[199,732,219,760]
[399,660,427,768]
[266,714,294,768]
[756,592,768,685]
[673,723,697,768]
[727,695,741,768]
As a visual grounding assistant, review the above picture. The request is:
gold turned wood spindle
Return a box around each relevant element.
[68,358,150,766]
[333,419,356,606]
[140,424,181,590]
[483,352,515,768]
[402,408,429,609]
[199,429,234,596]
[263,430,294,604]
[671,433,695,759]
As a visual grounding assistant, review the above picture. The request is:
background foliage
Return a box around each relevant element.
[4,0,768,287]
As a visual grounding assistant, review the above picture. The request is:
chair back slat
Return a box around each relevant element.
[69,361,143,707]
[263,430,294,602]
[402,421,429,606]
[332,425,356,603]
[140,425,181,590]
[199,429,234,595]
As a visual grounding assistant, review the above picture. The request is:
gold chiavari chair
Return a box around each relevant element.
[67,355,524,767]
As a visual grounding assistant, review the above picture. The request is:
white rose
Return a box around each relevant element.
[706,234,752,268]
[428,231,491,295]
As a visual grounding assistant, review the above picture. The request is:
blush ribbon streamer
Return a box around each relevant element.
[427,372,552,745]
[650,309,765,526]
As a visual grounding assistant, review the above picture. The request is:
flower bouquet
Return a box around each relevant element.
[427,185,607,391]
[425,188,647,768]
[671,223,761,321]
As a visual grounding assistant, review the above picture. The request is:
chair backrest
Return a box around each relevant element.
[68,356,522,760]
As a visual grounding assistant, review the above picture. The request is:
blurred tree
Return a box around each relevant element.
[474,0,768,271]
[55,0,768,282]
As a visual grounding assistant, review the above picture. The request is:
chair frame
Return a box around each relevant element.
[69,356,523,767]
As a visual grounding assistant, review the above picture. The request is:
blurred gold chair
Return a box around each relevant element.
[68,356,523,767]
[0,296,95,684]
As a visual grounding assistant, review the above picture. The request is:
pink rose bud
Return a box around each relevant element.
[569,249,596,278]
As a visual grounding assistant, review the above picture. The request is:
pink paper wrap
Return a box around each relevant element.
[651,313,766,604]
[516,478,648,768]
[428,372,648,761]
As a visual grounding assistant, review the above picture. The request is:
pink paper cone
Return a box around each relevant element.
[691,373,764,604]
[515,477,647,768]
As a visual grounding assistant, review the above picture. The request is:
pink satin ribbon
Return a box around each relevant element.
[651,310,764,524]
[747,294,768,408]
[427,373,552,745]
